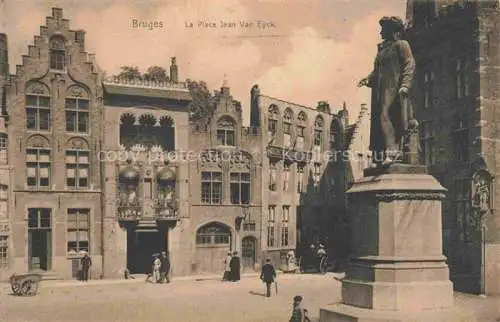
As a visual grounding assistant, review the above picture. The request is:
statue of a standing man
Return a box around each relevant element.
[358,16,416,165]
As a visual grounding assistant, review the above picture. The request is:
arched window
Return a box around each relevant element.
[296,111,307,149]
[65,86,90,133]
[26,82,51,131]
[50,37,66,71]
[268,105,279,136]
[314,115,324,147]
[216,117,235,146]
[283,108,293,148]
[196,222,231,245]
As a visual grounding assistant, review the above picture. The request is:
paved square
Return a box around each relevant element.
[1,274,499,322]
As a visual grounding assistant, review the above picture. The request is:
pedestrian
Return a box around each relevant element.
[80,252,92,282]
[223,252,232,281]
[289,295,311,322]
[152,255,161,283]
[159,251,171,283]
[260,258,276,297]
[229,251,241,282]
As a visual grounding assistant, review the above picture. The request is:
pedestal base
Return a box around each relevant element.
[320,303,476,322]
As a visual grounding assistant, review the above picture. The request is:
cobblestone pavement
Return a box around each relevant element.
[1,273,499,322]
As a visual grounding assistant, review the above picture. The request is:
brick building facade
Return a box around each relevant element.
[0,7,370,280]
[406,0,500,294]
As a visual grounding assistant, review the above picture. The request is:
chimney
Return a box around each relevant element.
[75,30,85,50]
[221,74,230,96]
[169,57,178,82]
[0,34,8,77]
[250,85,261,128]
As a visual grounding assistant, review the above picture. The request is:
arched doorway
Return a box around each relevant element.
[195,222,232,274]
[242,236,257,270]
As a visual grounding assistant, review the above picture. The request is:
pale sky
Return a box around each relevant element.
[0,0,406,123]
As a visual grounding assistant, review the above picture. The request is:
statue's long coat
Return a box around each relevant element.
[367,39,415,154]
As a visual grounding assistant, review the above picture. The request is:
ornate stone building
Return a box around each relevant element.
[2,8,103,279]
[0,7,371,279]
[250,86,370,266]
[406,0,500,294]
[101,64,191,277]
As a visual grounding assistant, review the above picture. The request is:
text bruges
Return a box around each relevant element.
[131,19,164,30]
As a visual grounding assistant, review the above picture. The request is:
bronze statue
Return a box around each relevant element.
[358,16,418,165]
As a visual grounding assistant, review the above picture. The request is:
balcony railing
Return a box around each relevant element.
[116,199,142,220]
[154,198,179,220]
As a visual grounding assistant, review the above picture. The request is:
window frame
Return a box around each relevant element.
[26,148,51,188]
[26,94,51,131]
[65,98,90,133]
[201,171,223,205]
[67,208,90,257]
[230,172,251,205]
[65,149,90,188]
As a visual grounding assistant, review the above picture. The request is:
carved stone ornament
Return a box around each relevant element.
[217,119,235,129]
[200,151,222,168]
[68,137,89,149]
[27,134,50,148]
[473,173,490,212]
[284,109,293,121]
[68,86,89,99]
[26,82,49,95]
[375,192,446,201]
[229,152,251,169]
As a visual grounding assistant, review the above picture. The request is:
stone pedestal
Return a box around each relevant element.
[320,164,475,322]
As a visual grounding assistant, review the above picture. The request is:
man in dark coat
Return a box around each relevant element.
[358,16,416,165]
[159,251,171,283]
[260,258,276,297]
[80,253,92,282]
[229,251,241,282]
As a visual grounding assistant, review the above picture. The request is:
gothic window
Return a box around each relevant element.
[267,206,276,248]
[67,208,90,256]
[66,95,89,133]
[284,108,293,148]
[281,206,290,247]
[196,223,230,245]
[50,37,66,70]
[268,105,279,136]
[216,117,235,146]
[26,148,51,187]
[230,172,250,204]
[26,94,51,131]
[201,171,222,204]
[66,150,90,188]
[452,116,469,162]
[423,69,435,109]
[455,57,469,99]
[420,120,434,165]
[297,163,305,193]
[314,116,324,147]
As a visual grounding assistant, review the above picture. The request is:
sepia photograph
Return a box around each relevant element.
[0,0,499,321]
